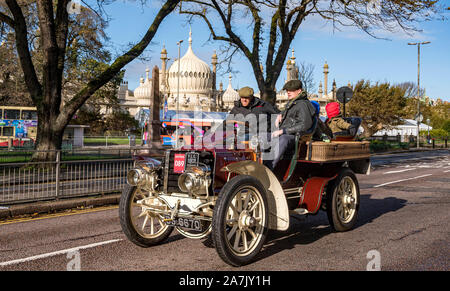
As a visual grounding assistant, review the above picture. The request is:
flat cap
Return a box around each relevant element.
[282,80,303,91]
[238,86,254,98]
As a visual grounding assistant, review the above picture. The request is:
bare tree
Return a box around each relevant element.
[397,81,426,99]
[298,61,315,93]
[179,0,443,104]
[0,0,180,161]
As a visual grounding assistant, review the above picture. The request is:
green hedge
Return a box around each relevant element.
[369,140,410,152]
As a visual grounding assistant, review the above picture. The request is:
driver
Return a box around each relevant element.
[265,80,316,170]
[228,86,280,134]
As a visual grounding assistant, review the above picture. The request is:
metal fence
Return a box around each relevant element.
[0,150,136,205]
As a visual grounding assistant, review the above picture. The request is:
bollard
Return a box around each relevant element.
[432,138,435,149]
[55,150,61,199]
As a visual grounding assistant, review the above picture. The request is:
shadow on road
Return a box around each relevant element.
[256,194,407,262]
[166,233,187,244]
[357,194,407,227]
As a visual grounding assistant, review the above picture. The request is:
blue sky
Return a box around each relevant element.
[99,0,450,102]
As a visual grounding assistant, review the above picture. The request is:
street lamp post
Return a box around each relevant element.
[175,40,183,148]
[408,41,430,149]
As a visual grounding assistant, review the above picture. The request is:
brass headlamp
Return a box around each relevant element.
[178,165,211,196]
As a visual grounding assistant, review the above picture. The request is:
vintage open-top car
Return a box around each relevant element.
[119,117,371,266]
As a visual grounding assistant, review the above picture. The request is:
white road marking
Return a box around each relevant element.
[444,170,450,173]
[0,239,122,267]
[373,174,433,188]
[383,168,416,174]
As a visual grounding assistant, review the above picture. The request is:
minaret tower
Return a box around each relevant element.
[160,45,168,95]
[189,26,192,47]
[318,81,323,98]
[290,48,296,65]
[286,58,292,82]
[291,48,299,80]
[286,48,299,82]
[211,50,218,91]
[211,50,218,111]
[323,62,329,97]
[145,68,150,82]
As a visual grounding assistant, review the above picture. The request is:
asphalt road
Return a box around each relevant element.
[0,150,448,271]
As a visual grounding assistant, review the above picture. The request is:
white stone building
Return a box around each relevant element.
[373,119,432,137]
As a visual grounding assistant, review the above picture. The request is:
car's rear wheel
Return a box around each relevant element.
[326,168,360,232]
[212,175,268,266]
[119,185,173,247]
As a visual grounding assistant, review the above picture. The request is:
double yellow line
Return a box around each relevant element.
[0,205,119,225]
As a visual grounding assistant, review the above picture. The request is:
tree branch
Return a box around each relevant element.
[55,0,70,86]
[5,0,42,102]
[0,11,15,27]
[57,0,180,129]
[179,4,232,42]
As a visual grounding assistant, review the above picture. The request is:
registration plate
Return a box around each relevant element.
[164,215,203,231]
[185,152,199,168]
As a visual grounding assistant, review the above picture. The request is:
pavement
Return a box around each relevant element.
[0,147,447,220]
[371,146,448,156]
[0,194,120,220]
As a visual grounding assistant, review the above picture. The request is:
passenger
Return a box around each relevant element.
[265,80,316,170]
[325,102,355,136]
[310,101,332,142]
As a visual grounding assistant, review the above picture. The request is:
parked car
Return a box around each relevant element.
[119,119,371,266]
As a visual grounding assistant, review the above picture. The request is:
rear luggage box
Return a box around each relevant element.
[306,141,370,162]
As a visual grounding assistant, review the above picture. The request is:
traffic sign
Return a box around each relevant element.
[336,86,353,104]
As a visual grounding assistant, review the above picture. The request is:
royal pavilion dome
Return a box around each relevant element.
[167,29,212,98]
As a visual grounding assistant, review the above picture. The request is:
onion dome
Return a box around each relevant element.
[134,68,153,106]
[222,74,240,108]
[167,29,212,96]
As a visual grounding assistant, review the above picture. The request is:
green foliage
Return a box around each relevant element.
[0,34,32,105]
[369,140,410,152]
[430,128,448,138]
[75,110,139,136]
[104,111,139,135]
[63,7,124,109]
[1,4,121,108]
[369,140,391,152]
[442,120,450,134]
[347,80,408,137]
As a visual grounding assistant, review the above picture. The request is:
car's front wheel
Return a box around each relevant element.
[212,175,268,266]
[119,185,173,247]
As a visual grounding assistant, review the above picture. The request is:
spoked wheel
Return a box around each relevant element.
[119,185,173,247]
[326,168,360,232]
[212,175,268,266]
